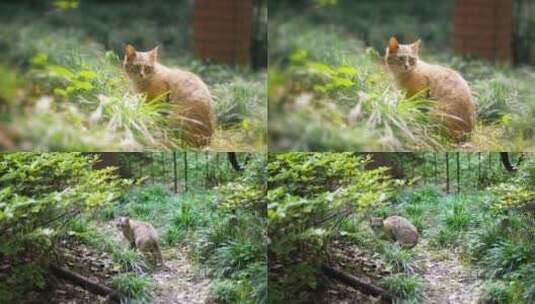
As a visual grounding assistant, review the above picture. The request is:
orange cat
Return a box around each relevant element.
[123,44,216,147]
[385,37,476,140]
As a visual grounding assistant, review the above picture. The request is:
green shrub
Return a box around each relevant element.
[380,273,422,300]
[111,248,148,274]
[481,240,533,278]
[0,153,126,301]
[480,280,515,304]
[268,153,400,302]
[210,279,248,304]
[381,243,417,274]
[109,273,154,303]
[444,204,471,231]
[431,226,459,248]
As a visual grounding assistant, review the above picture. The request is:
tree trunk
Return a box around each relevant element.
[228,152,244,171]
[321,265,395,303]
[50,265,124,303]
[91,153,132,178]
[453,0,513,63]
[500,152,525,172]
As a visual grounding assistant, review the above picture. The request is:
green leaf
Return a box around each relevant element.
[290,49,308,63]
[337,66,358,77]
[78,70,97,80]
[30,53,48,66]
[53,88,67,97]
[48,65,74,80]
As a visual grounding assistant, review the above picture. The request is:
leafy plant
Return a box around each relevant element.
[381,243,417,274]
[0,153,127,301]
[268,153,400,302]
[109,273,154,303]
[380,273,422,300]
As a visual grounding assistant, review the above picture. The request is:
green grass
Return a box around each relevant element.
[269,17,535,151]
[109,273,155,303]
[0,1,265,151]
[108,184,266,304]
[391,184,535,304]
[380,274,423,301]
[381,243,418,274]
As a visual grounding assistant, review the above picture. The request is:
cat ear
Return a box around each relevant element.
[148,46,159,63]
[411,39,421,53]
[124,44,136,61]
[388,37,399,53]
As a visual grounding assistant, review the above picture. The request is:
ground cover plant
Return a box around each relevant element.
[0,152,267,304]
[0,0,266,151]
[269,1,535,151]
[267,152,535,304]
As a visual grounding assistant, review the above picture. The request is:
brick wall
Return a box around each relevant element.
[192,0,253,67]
[453,0,513,62]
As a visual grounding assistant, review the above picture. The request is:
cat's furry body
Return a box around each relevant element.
[115,216,163,268]
[385,37,476,140]
[123,45,216,147]
[370,215,419,248]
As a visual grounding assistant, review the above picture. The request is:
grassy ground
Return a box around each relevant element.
[0,1,266,151]
[67,184,266,303]
[336,184,534,303]
[269,14,535,151]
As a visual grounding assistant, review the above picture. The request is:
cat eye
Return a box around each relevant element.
[128,64,142,73]
[392,56,416,64]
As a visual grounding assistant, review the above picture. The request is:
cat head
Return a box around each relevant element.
[123,44,158,79]
[369,217,384,231]
[115,216,130,229]
[385,37,421,73]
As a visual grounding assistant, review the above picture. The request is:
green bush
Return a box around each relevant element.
[109,273,154,303]
[0,153,126,301]
[268,153,400,303]
[379,273,422,300]
[381,243,417,274]
[481,240,533,278]
[481,280,512,304]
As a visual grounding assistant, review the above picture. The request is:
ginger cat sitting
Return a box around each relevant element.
[385,37,476,141]
[123,44,216,147]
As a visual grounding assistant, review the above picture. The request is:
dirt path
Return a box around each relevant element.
[102,222,212,304]
[416,239,483,304]
[152,245,211,304]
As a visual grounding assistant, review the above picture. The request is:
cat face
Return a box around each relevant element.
[385,37,420,73]
[123,44,158,79]
[369,217,384,231]
[115,216,130,229]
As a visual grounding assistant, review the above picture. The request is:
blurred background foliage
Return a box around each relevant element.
[0,0,267,151]
[269,0,535,151]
